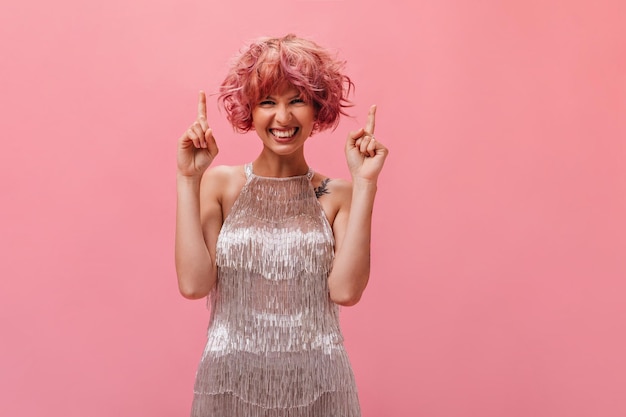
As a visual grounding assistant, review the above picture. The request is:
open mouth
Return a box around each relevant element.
[269,127,299,140]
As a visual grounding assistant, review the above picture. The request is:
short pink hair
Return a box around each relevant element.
[218,34,354,133]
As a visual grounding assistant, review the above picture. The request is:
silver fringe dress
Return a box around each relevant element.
[191,163,361,417]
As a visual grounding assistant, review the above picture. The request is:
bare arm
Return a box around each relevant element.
[327,179,377,306]
[327,105,388,306]
[175,170,225,299]
[174,91,220,299]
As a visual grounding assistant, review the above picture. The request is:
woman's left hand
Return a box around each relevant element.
[345,105,389,183]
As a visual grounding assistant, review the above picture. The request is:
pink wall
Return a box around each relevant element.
[1,0,625,416]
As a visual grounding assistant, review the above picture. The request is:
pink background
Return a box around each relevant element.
[1,0,625,416]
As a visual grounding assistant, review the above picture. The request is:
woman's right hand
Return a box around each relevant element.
[177,91,219,178]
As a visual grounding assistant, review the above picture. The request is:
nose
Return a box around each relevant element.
[275,104,292,125]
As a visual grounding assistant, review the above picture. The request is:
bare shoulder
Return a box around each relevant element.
[313,173,352,226]
[201,164,245,191]
[313,174,352,200]
[201,165,247,218]
[201,164,243,184]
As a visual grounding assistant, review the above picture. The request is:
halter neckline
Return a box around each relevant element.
[245,162,314,180]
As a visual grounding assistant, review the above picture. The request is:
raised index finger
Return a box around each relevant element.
[197,90,207,120]
[365,104,376,134]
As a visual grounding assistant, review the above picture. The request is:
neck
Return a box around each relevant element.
[252,149,309,178]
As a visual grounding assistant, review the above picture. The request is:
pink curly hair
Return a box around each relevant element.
[218,34,354,133]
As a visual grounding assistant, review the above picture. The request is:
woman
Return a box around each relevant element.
[175,34,388,416]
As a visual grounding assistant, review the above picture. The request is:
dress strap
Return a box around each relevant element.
[244,163,253,179]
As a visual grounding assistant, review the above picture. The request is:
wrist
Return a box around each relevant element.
[177,172,203,186]
[351,176,379,190]
[351,180,378,200]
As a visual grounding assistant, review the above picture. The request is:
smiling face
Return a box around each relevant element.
[251,83,316,156]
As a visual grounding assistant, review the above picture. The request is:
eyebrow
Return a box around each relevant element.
[263,93,301,100]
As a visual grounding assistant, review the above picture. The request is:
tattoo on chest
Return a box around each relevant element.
[315,178,331,198]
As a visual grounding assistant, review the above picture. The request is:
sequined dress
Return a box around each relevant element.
[191,163,361,417]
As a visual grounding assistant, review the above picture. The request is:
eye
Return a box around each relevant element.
[259,100,275,106]
[291,98,306,104]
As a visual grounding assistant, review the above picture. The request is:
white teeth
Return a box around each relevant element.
[270,128,297,138]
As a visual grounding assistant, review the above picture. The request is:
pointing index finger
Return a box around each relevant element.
[197,90,207,120]
[365,104,376,134]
